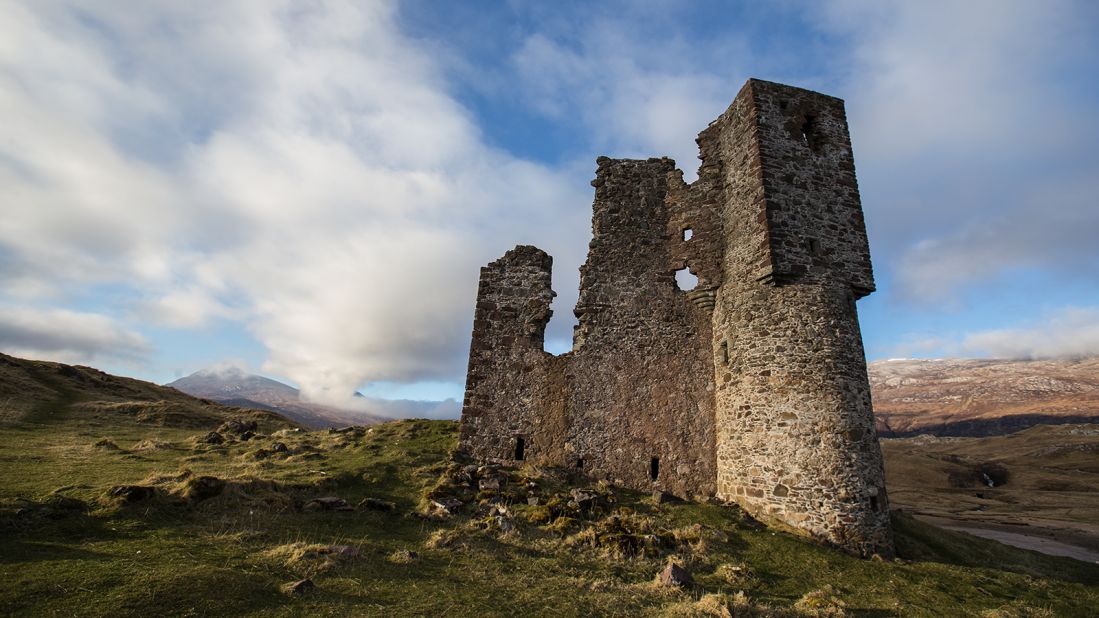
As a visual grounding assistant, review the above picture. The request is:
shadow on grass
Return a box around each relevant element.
[0,539,114,564]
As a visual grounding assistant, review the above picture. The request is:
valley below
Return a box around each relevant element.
[881,424,1099,565]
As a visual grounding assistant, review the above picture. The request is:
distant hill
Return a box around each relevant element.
[0,352,296,430]
[166,368,459,429]
[870,357,1099,437]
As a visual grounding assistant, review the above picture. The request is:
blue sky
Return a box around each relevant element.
[1,1,1097,409]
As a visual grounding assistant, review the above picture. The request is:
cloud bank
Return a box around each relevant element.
[0,1,589,404]
[0,306,149,365]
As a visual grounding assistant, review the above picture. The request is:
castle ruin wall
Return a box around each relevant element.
[457,79,893,557]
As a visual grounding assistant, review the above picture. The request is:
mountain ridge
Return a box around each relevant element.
[869,356,1099,437]
[166,368,459,429]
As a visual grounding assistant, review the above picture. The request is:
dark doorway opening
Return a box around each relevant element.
[575,458,584,469]
[514,437,525,461]
[650,457,660,481]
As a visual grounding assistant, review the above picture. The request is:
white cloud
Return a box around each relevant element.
[817,0,1099,301]
[0,306,149,365]
[511,22,750,179]
[961,307,1099,359]
[0,0,590,405]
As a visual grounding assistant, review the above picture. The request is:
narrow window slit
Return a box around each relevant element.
[575,457,584,469]
[868,495,879,512]
[807,238,821,255]
[514,437,525,461]
[720,340,729,365]
[682,228,693,241]
[650,457,660,481]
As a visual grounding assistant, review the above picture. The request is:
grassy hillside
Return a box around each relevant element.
[2,383,1098,616]
[0,352,297,430]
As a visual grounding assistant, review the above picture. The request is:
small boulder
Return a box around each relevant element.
[270,442,289,453]
[431,497,463,515]
[652,491,681,504]
[240,430,256,442]
[659,562,694,588]
[359,497,396,512]
[282,578,315,595]
[303,496,354,512]
[202,431,224,445]
[569,488,605,512]
[478,477,502,491]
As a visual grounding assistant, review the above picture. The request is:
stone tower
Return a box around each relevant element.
[457,79,893,557]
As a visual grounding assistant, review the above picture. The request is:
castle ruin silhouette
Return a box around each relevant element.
[456,79,893,557]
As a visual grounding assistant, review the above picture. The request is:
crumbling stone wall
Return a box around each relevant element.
[458,247,567,465]
[457,79,893,557]
[566,157,718,498]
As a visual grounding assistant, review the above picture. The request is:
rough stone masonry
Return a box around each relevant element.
[456,79,893,557]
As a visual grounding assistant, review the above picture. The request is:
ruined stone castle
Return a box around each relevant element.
[457,79,893,557]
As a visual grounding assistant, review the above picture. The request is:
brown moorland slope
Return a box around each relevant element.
[870,357,1099,437]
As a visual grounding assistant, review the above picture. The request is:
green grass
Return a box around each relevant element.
[1,403,1097,617]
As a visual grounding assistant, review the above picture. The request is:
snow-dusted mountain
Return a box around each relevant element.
[869,357,1099,437]
[167,367,459,429]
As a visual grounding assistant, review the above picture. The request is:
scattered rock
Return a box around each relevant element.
[478,477,502,491]
[240,431,256,442]
[652,491,681,504]
[328,426,365,436]
[658,562,694,588]
[359,497,396,512]
[527,496,542,506]
[271,442,289,453]
[569,488,606,512]
[303,496,354,512]
[108,485,155,503]
[202,431,224,445]
[282,578,315,595]
[430,497,463,515]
